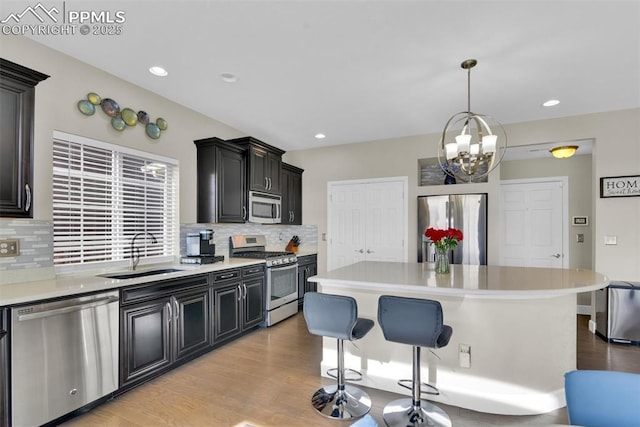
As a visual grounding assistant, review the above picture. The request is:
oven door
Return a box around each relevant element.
[249,191,281,224]
[267,263,298,310]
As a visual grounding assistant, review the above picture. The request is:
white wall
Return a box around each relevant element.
[2,36,244,225]
[284,109,640,282]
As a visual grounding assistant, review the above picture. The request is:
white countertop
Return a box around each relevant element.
[310,261,609,299]
[0,258,264,306]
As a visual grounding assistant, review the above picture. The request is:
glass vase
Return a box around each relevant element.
[435,248,450,274]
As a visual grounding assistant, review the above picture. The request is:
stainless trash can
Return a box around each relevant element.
[595,281,640,344]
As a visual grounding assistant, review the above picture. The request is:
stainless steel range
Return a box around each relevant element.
[230,235,298,326]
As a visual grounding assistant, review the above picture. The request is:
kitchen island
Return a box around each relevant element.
[308,261,609,415]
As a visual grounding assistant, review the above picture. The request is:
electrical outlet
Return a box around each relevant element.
[459,344,471,368]
[577,233,584,243]
[0,239,19,257]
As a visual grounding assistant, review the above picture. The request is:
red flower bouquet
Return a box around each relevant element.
[425,227,463,252]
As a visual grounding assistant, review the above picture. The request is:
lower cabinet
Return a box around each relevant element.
[212,266,265,344]
[120,275,210,388]
[0,309,7,427]
[297,254,318,308]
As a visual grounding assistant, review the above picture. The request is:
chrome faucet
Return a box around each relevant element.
[130,232,158,271]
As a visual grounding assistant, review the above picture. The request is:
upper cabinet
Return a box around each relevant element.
[281,163,303,225]
[230,137,284,195]
[194,137,247,223]
[0,58,49,218]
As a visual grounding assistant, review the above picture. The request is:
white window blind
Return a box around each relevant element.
[52,131,178,267]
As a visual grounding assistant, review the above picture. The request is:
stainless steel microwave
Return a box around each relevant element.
[248,191,281,224]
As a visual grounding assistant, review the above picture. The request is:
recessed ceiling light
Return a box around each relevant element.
[220,72,237,83]
[149,66,168,77]
[543,99,560,107]
[315,133,326,140]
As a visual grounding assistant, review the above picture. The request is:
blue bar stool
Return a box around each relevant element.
[303,292,375,420]
[378,295,453,427]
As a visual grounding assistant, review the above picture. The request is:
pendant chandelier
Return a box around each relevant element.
[438,59,507,182]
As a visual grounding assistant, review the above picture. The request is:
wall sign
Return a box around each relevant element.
[600,175,640,198]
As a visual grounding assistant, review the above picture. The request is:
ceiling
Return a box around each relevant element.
[11,1,640,151]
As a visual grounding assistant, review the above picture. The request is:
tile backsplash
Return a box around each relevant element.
[180,223,318,257]
[0,219,53,270]
[0,219,317,285]
[0,219,56,284]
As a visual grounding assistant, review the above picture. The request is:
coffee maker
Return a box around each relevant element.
[181,229,224,264]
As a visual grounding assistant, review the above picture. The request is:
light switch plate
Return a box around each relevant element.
[604,235,617,245]
[0,239,19,257]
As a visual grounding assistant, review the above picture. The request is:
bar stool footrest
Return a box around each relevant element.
[397,379,440,395]
[311,384,372,419]
[383,397,451,427]
[327,367,363,382]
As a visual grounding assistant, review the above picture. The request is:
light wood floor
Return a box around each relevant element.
[61,314,639,427]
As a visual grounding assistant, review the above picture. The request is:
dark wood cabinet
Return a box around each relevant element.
[120,298,172,385]
[212,266,265,344]
[242,277,265,329]
[0,59,48,218]
[120,275,210,388]
[281,163,304,225]
[297,254,318,308]
[212,281,242,343]
[194,137,246,223]
[0,309,8,427]
[230,137,284,195]
[174,289,211,361]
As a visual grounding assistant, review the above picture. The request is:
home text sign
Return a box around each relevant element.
[600,175,640,198]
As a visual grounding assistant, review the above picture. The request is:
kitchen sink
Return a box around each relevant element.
[99,268,184,280]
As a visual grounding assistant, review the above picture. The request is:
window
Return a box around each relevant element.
[52,131,178,269]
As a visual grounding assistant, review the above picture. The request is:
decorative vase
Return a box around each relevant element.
[435,248,450,274]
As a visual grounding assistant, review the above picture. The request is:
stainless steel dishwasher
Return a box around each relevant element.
[11,291,119,427]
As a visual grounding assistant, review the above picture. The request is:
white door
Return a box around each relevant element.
[499,178,568,268]
[328,177,407,271]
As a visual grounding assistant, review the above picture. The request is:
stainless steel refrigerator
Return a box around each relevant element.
[417,194,487,265]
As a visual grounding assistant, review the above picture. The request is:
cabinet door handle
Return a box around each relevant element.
[243,284,247,298]
[219,273,235,279]
[265,177,269,189]
[366,249,375,254]
[237,285,242,301]
[25,183,31,212]
[242,206,247,220]
[269,177,272,190]
[166,301,172,326]
[551,253,561,258]
[355,249,364,253]
[174,299,179,320]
